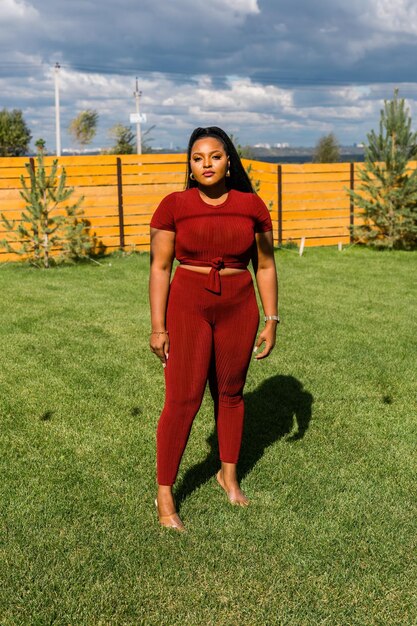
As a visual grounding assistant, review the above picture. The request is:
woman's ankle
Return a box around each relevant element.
[220,462,239,485]
[157,483,174,494]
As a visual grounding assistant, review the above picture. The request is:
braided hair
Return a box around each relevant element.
[185,126,254,193]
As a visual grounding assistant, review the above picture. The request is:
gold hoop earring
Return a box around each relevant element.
[190,173,195,180]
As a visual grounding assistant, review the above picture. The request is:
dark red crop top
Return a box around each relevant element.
[150,187,272,293]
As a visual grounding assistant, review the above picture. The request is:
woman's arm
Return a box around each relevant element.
[252,230,278,360]
[149,227,175,366]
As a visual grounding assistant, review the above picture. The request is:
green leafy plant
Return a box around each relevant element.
[35,138,47,154]
[349,89,417,249]
[312,132,340,163]
[105,123,156,155]
[0,108,32,156]
[107,123,136,154]
[0,154,92,267]
[68,110,98,148]
[245,163,261,193]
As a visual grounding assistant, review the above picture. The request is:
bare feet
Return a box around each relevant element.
[156,486,176,516]
[216,468,250,507]
[155,486,186,531]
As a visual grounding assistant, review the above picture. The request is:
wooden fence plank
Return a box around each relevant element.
[282,217,350,230]
[0,157,30,167]
[282,172,351,184]
[242,158,277,173]
[121,163,187,175]
[284,197,350,206]
[122,173,186,186]
[281,163,351,173]
[281,208,350,220]
[283,226,350,238]
[120,154,187,164]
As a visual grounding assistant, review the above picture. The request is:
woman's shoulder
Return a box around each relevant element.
[161,188,195,203]
[230,189,260,205]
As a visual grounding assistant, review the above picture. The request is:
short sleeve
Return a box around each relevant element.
[150,193,176,232]
[253,194,273,233]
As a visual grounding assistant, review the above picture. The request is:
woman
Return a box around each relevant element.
[149,126,278,531]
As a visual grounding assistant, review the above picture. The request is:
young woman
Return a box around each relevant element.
[149,126,278,531]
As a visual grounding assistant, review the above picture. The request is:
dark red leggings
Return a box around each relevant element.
[156,266,260,485]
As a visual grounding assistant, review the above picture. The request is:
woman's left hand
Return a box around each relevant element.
[253,322,277,359]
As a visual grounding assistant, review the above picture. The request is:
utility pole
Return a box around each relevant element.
[134,77,142,155]
[54,62,61,156]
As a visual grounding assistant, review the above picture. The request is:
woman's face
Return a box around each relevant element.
[189,137,230,187]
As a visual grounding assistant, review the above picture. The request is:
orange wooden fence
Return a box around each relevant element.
[0,154,364,261]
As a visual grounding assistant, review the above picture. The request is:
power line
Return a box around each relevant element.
[0,59,417,89]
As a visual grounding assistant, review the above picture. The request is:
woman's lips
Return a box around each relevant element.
[203,172,215,177]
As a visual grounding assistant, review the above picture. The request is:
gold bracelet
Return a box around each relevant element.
[150,330,169,336]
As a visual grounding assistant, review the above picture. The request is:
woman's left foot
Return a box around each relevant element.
[215,470,250,506]
[155,498,186,532]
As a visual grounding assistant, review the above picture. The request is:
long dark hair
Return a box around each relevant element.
[185,126,254,193]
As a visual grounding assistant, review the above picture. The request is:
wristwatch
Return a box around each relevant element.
[264,315,280,323]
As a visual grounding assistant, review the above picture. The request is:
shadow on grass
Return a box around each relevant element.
[175,375,313,507]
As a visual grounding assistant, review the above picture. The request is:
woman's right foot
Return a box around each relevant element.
[155,490,186,532]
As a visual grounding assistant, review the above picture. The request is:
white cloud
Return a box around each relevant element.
[319,26,339,34]
[0,0,38,22]
[3,0,417,149]
[162,77,292,114]
[328,86,372,103]
[360,0,417,36]
[0,59,413,150]
[218,0,260,14]
[184,0,259,20]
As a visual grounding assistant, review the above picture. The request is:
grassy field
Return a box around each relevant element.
[0,247,416,626]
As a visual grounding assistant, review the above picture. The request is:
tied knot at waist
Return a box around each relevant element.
[207,257,225,293]
[180,257,247,294]
[210,256,225,272]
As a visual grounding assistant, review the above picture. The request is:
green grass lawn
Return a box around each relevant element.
[0,247,416,626]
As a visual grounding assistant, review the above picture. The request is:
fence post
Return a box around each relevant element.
[29,157,35,174]
[277,164,282,246]
[349,162,355,244]
[116,157,125,249]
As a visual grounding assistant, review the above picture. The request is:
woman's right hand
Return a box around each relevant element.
[149,332,170,368]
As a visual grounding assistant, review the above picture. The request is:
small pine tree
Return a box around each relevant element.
[108,124,135,154]
[312,133,340,163]
[35,138,47,154]
[57,203,93,263]
[230,133,254,159]
[349,89,417,249]
[106,123,156,154]
[245,163,261,193]
[0,154,91,267]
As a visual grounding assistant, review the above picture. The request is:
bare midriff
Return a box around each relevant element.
[179,265,246,275]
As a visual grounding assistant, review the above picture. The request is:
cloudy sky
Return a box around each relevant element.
[1,0,417,152]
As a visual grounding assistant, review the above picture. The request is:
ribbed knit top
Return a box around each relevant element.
[150,187,272,265]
